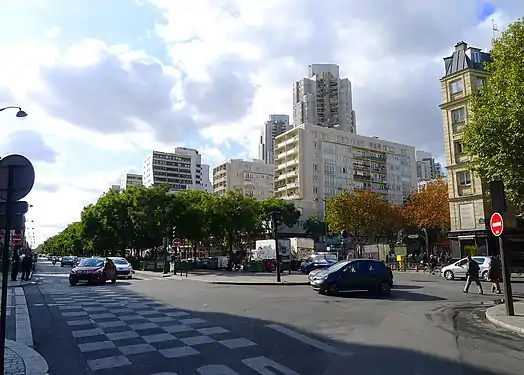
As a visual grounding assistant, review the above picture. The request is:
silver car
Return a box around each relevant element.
[441,256,491,281]
[109,257,134,279]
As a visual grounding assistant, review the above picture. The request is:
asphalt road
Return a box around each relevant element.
[25,261,524,375]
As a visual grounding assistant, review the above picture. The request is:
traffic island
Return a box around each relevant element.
[485,301,524,335]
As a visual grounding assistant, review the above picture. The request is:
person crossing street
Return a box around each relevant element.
[463,255,483,295]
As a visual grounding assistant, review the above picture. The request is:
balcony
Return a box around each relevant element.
[353,174,371,181]
[372,177,387,184]
[353,153,369,160]
[353,163,370,171]
[369,155,387,163]
[371,167,386,173]
[455,153,469,164]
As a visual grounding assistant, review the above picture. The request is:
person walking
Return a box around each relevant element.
[21,253,32,281]
[10,251,20,281]
[463,255,483,294]
[488,256,502,294]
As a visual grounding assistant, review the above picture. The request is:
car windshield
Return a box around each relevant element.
[78,258,104,267]
[112,258,128,265]
[327,260,351,272]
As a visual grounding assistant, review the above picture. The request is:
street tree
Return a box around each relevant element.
[462,18,524,213]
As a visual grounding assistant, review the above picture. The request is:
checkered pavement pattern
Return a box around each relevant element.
[43,286,258,371]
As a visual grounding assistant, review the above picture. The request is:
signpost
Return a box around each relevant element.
[490,212,504,236]
[0,154,35,374]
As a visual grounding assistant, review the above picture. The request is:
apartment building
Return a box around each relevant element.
[120,173,143,190]
[143,147,211,193]
[213,159,274,199]
[274,123,417,217]
[293,64,356,133]
[258,114,290,165]
[110,185,120,192]
[416,150,443,182]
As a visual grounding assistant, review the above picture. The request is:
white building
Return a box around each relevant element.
[213,159,274,199]
[293,64,356,133]
[258,114,290,165]
[110,185,120,192]
[120,173,143,190]
[274,124,417,217]
[415,150,443,182]
[143,147,211,193]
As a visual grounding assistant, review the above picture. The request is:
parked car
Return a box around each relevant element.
[300,254,336,274]
[69,257,117,286]
[109,257,134,279]
[441,256,491,281]
[309,259,394,296]
[60,256,76,267]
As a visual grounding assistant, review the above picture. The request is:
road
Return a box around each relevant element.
[25,261,524,375]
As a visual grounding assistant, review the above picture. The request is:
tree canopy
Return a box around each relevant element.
[462,18,524,213]
[40,185,301,258]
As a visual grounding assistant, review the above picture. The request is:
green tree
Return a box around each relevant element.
[259,197,301,237]
[303,214,326,239]
[462,18,524,213]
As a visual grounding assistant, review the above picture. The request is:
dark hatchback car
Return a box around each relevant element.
[60,256,76,267]
[309,259,393,296]
[69,258,117,286]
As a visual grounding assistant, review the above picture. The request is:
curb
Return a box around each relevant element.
[485,306,524,336]
[6,339,49,374]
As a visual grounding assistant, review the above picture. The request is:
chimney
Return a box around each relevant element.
[454,41,468,51]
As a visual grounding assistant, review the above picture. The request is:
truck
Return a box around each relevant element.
[289,237,315,260]
[252,239,291,263]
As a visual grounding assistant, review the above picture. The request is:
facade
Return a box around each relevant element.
[120,173,143,190]
[416,150,443,181]
[439,41,516,258]
[273,123,417,218]
[110,185,120,192]
[258,114,290,165]
[417,177,447,191]
[293,64,356,133]
[143,147,211,193]
[213,159,274,199]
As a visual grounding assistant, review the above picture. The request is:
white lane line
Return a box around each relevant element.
[265,324,352,357]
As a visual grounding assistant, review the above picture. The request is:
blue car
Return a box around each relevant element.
[300,255,336,274]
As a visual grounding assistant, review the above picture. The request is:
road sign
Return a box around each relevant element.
[172,238,181,247]
[0,201,29,216]
[490,212,504,236]
[0,154,35,201]
[11,233,22,245]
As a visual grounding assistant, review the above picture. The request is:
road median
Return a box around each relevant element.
[485,302,524,335]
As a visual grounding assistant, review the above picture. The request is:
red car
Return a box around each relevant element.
[69,257,117,286]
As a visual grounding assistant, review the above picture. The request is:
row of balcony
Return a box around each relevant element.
[353,163,387,173]
[353,174,388,183]
[275,136,298,150]
[276,170,298,181]
[275,147,299,160]
[353,154,387,163]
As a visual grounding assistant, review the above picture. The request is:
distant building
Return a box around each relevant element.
[416,150,443,181]
[110,185,120,192]
[213,159,274,199]
[258,114,290,165]
[120,173,143,190]
[143,147,211,193]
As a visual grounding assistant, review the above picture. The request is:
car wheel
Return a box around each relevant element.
[111,278,116,284]
[378,281,392,296]
[444,270,454,280]
[328,282,340,295]
[69,280,78,286]
[60,264,64,267]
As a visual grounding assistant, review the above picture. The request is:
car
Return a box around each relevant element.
[109,257,134,279]
[441,256,491,281]
[309,259,394,296]
[69,257,117,286]
[300,254,336,274]
[60,256,76,267]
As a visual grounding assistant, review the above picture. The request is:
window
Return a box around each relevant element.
[451,107,465,124]
[457,171,471,186]
[449,79,463,94]
[471,51,480,63]
[455,141,464,154]
[476,77,486,88]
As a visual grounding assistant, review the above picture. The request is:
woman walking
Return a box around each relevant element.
[488,256,502,294]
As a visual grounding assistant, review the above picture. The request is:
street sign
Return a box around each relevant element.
[11,233,22,245]
[0,154,35,201]
[0,201,29,216]
[0,215,23,230]
[172,238,181,247]
[490,212,504,237]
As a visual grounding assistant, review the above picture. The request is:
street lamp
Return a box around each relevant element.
[0,106,27,118]
[421,228,429,254]
[268,211,282,283]
[314,197,328,245]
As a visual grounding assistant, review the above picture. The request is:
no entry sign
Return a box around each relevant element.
[11,233,22,245]
[172,238,181,247]
[490,212,504,237]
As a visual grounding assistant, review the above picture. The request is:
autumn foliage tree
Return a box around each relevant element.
[402,178,450,238]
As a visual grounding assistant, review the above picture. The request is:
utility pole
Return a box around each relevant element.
[271,212,281,282]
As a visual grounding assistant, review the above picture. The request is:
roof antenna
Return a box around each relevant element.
[492,19,500,40]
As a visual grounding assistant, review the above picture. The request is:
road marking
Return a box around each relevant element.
[265,324,352,356]
[242,356,300,375]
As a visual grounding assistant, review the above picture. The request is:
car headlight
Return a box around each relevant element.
[70,269,77,274]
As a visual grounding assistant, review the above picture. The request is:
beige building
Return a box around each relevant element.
[213,159,274,199]
[120,173,143,190]
[274,123,417,219]
[440,41,524,257]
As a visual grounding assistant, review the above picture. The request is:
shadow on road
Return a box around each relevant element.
[26,281,503,375]
[333,290,446,302]
[391,284,423,290]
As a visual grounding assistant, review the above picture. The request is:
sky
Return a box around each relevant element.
[0,0,521,247]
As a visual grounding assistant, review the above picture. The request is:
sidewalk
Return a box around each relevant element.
[485,301,524,335]
[135,269,310,285]
[1,276,49,374]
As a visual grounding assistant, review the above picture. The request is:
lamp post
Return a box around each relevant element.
[0,106,27,118]
[421,228,429,254]
[314,197,328,246]
[268,211,281,282]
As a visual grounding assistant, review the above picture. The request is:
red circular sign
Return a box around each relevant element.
[490,213,504,237]
[12,233,22,245]
[172,238,181,247]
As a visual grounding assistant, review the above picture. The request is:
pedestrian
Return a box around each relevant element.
[21,253,32,281]
[10,251,20,281]
[463,255,483,295]
[488,256,502,294]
